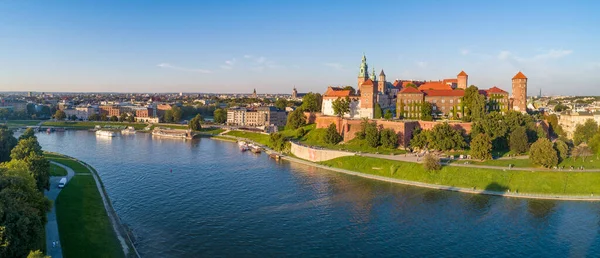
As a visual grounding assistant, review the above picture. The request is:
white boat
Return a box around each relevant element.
[96,130,116,137]
[238,141,248,151]
[121,126,136,135]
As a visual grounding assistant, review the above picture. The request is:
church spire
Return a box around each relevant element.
[358,54,369,78]
[370,67,376,81]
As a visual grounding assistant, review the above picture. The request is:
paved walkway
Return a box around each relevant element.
[44,162,75,258]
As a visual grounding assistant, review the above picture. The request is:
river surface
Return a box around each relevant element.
[37,131,600,257]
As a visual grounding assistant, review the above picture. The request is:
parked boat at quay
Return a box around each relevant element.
[121,126,136,135]
[96,130,116,137]
[238,141,249,151]
[152,127,193,139]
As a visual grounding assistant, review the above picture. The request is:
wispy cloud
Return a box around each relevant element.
[460,49,470,55]
[243,54,253,59]
[497,49,573,62]
[324,63,344,71]
[157,63,212,73]
[416,61,427,68]
[220,58,237,70]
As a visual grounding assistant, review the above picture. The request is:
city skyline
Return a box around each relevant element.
[1,0,599,95]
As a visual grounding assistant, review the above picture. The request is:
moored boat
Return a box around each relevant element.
[121,126,136,134]
[96,130,116,137]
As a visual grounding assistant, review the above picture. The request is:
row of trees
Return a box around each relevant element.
[0,126,52,257]
[354,119,398,149]
[410,123,466,152]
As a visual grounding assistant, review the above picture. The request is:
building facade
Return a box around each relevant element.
[511,72,528,113]
[558,111,600,138]
[227,106,287,127]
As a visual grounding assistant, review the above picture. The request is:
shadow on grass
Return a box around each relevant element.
[484,182,509,193]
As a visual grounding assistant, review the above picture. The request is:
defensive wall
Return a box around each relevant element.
[290,141,355,162]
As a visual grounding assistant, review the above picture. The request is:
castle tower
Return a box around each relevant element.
[378,69,386,93]
[370,67,376,82]
[359,79,377,118]
[252,88,257,99]
[292,86,297,99]
[511,71,528,113]
[358,54,369,88]
[457,70,468,89]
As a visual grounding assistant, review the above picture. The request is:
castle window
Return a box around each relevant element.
[450,99,453,104]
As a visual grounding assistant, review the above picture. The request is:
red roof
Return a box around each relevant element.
[513,71,527,79]
[323,87,352,97]
[423,90,465,97]
[486,86,507,94]
[443,78,458,84]
[457,70,468,77]
[392,80,401,87]
[399,87,423,94]
[361,79,374,86]
[418,82,452,91]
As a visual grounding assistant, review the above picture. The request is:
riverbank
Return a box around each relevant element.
[45,152,139,258]
[220,134,600,201]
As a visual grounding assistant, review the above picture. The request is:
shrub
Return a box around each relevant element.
[295,127,306,138]
[470,133,492,160]
[423,154,441,171]
[380,128,398,149]
[324,123,342,144]
[365,122,380,148]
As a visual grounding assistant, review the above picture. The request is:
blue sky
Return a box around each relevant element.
[1,0,599,95]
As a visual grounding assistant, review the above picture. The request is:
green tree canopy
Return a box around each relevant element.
[27,250,50,258]
[269,133,287,152]
[423,154,441,171]
[471,112,509,151]
[380,128,398,149]
[0,126,18,163]
[470,133,493,160]
[530,138,559,168]
[365,122,380,148]
[285,108,306,130]
[553,139,569,162]
[354,118,370,140]
[18,128,36,142]
[275,98,288,110]
[420,102,433,121]
[509,126,529,154]
[374,103,383,119]
[54,109,66,120]
[300,92,323,112]
[461,85,480,121]
[324,123,342,144]
[409,128,429,150]
[171,106,183,122]
[573,119,599,145]
[546,114,564,137]
[342,86,356,95]
[332,97,350,118]
[428,123,466,151]
[590,133,600,155]
[572,144,593,162]
[10,138,42,161]
[384,109,393,120]
[213,108,227,124]
[188,114,203,131]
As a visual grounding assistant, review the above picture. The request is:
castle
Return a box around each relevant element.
[321,54,528,119]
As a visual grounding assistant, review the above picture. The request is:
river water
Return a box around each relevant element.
[37,131,600,257]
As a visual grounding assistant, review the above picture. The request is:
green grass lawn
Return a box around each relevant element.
[45,153,90,174]
[198,127,225,135]
[48,152,125,258]
[224,130,271,146]
[42,121,148,130]
[320,156,600,195]
[55,176,124,258]
[149,124,188,130]
[459,156,600,169]
[3,120,42,127]
[50,163,68,176]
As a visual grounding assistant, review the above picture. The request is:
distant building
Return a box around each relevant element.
[252,89,257,99]
[227,106,287,127]
[291,87,307,100]
[558,111,600,138]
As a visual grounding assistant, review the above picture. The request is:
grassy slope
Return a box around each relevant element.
[42,121,148,130]
[224,130,271,146]
[459,156,600,169]
[302,127,407,155]
[3,120,42,127]
[321,156,600,195]
[46,153,124,258]
[50,163,68,176]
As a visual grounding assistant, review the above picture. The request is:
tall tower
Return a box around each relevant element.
[378,69,386,93]
[252,88,257,99]
[457,70,468,89]
[292,86,298,99]
[511,71,528,113]
[370,67,376,82]
[358,54,369,88]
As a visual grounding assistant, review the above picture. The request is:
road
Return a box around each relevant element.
[44,162,75,258]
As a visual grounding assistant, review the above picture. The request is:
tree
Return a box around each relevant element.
[300,92,322,112]
[428,123,466,151]
[572,144,593,162]
[470,133,493,160]
[88,113,100,121]
[295,127,306,138]
[27,250,50,258]
[342,86,356,95]
[461,85,480,121]
[471,112,509,151]
[171,106,183,122]
[324,123,342,144]
[19,128,36,141]
[553,139,569,162]
[332,97,350,118]
[70,114,78,121]
[0,170,51,258]
[0,125,18,163]
[365,122,380,148]
[10,138,42,161]
[509,126,529,154]
[163,109,173,123]
[54,109,66,120]
[384,109,393,120]
[275,98,288,110]
[269,133,287,152]
[409,128,429,150]
[355,118,370,140]
[119,112,128,122]
[213,108,227,124]
[380,128,398,149]
[573,119,599,145]
[546,114,564,137]
[420,102,433,121]
[554,103,569,112]
[590,133,600,156]
[470,94,487,121]
[398,100,405,119]
[374,103,383,119]
[285,108,306,130]
[10,138,49,192]
[529,138,559,168]
[188,114,203,131]
[110,115,118,122]
[423,154,441,171]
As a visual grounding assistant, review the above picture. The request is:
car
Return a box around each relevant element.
[58,177,67,188]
